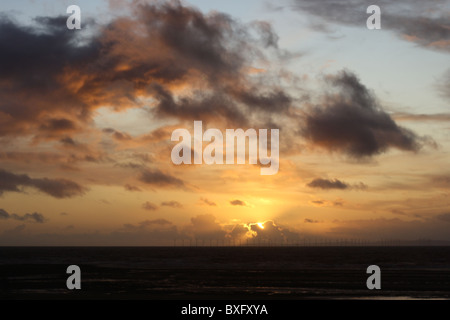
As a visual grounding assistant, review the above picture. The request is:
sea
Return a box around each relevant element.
[1,246,449,300]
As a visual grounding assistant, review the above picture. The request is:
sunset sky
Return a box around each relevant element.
[0,0,449,245]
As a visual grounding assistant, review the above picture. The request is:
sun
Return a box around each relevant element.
[257,222,265,229]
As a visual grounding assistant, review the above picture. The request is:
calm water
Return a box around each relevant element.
[1,246,449,300]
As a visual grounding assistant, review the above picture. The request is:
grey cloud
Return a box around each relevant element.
[0,168,86,198]
[30,177,87,198]
[0,15,99,138]
[0,208,46,223]
[151,84,248,126]
[138,169,185,189]
[0,0,292,138]
[302,71,429,158]
[307,178,349,190]
[39,118,77,133]
[291,0,450,52]
[0,1,431,166]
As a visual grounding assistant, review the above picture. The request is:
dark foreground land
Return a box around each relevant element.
[0,246,449,300]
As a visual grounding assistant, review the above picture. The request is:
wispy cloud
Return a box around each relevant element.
[291,0,450,53]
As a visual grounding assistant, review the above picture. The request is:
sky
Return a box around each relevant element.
[0,0,449,245]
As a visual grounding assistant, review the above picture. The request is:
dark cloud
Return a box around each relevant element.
[151,84,248,126]
[304,218,320,223]
[138,169,185,188]
[0,1,295,142]
[307,178,349,190]
[0,168,86,198]
[30,177,87,198]
[302,71,428,158]
[0,208,46,223]
[161,201,183,209]
[0,16,99,138]
[230,199,247,206]
[39,118,76,133]
[231,87,292,113]
[0,1,427,168]
[291,0,450,52]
